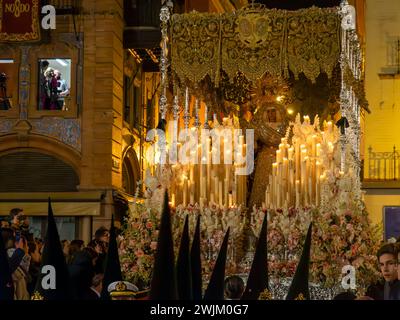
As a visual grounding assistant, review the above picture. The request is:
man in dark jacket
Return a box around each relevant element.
[367,243,399,300]
[82,273,103,300]
[388,244,400,300]
[68,247,98,299]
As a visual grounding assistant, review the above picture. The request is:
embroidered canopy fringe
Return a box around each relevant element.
[171,6,341,85]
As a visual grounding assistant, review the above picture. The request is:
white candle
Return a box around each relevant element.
[279,143,285,159]
[316,143,321,157]
[328,142,334,154]
[214,177,219,204]
[265,185,269,206]
[295,138,301,181]
[311,135,317,157]
[189,181,195,205]
[170,194,175,208]
[316,161,321,181]
[239,135,244,146]
[224,178,229,206]
[308,177,312,206]
[276,150,282,163]
[183,177,187,206]
[327,121,333,133]
[288,147,294,161]
[219,181,223,207]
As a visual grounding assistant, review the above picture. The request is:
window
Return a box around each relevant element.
[123,74,142,130]
[122,157,136,195]
[37,58,71,111]
[383,206,400,241]
[124,75,131,123]
[0,59,16,111]
[27,36,82,118]
[29,216,78,241]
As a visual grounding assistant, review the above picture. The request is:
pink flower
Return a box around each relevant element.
[150,241,157,250]
[146,221,153,229]
[135,249,144,257]
[122,262,130,270]
[132,222,141,230]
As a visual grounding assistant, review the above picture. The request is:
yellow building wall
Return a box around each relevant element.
[364,0,400,179]
[364,194,400,227]
[80,0,124,191]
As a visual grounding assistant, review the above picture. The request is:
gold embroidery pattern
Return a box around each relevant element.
[221,6,288,82]
[258,288,273,300]
[171,11,221,84]
[171,5,341,84]
[0,0,40,42]
[31,291,44,300]
[286,7,340,81]
[115,281,127,292]
[295,293,305,300]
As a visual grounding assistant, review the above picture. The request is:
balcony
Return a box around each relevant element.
[363,145,400,189]
[46,0,82,14]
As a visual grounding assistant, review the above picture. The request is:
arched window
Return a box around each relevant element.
[122,148,140,195]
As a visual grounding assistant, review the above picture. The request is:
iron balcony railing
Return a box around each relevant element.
[48,0,80,9]
[366,145,400,181]
[45,0,81,14]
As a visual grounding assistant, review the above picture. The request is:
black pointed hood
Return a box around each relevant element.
[0,228,14,300]
[242,212,268,300]
[176,214,192,300]
[34,198,71,300]
[203,227,230,300]
[101,214,123,299]
[149,190,178,300]
[191,214,202,300]
[286,223,312,300]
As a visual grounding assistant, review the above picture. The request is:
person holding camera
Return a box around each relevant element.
[9,208,33,243]
[0,72,11,110]
[1,227,31,300]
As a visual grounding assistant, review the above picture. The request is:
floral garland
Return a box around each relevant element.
[249,176,381,294]
[172,203,247,285]
[119,198,247,289]
[119,202,160,289]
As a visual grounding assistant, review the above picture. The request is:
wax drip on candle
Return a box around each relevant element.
[194,98,201,128]
[184,86,190,129]
[204,104,209,129]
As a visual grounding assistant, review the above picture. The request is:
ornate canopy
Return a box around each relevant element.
[170,5,341,84]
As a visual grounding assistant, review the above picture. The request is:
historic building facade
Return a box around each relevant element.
[0,0,156,242]
[362,0,400,235]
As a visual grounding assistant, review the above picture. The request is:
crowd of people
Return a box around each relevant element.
[38,60,70,111]
[1,206,400,300]
[0,208,111,300]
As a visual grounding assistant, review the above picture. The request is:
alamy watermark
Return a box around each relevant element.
[41,265,56,289]
[341,265,357,290]
[145,120,254,175]
[41,5,57,30]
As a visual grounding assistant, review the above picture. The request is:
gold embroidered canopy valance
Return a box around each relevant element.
[171,5,341,85]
